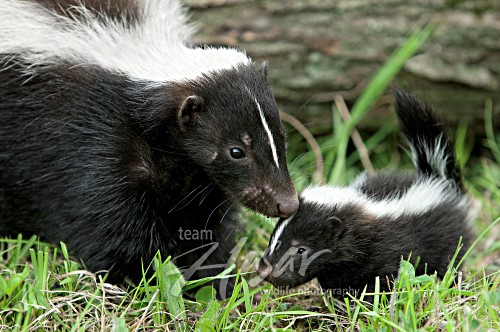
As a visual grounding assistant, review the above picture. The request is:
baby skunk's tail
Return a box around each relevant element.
[393,89,463,191]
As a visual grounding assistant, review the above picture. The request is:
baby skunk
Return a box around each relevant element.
[258,90,476,298]
[0,0,298,289]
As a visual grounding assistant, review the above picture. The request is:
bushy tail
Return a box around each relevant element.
[393,89,463,191]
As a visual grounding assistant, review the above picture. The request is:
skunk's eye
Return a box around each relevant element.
[297,247,306,254]
[229,148,245,159]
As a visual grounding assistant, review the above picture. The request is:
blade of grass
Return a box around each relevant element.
[323,104,344,182]
[330,22,435,184]
[157,254,187,331]
[484,98,500,163]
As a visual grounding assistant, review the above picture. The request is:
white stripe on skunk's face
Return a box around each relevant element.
[0,0,251,82]
[255,97,280,169]
[244,86,280,170]
[269,216,293,255]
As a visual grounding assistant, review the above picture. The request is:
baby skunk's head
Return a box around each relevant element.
[258,196,349,288]
[174,63,298,217]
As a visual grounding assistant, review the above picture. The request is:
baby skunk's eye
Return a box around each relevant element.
[229,147,245,159]
[297,247,306,254]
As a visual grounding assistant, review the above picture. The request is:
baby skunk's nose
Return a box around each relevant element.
[277,195,299,217]
[258,265,273,280]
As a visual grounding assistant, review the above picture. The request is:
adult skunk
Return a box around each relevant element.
[258,90,476,298]
[0,0,299,289]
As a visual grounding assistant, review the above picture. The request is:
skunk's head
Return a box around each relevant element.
[173,63,298,218]
[258,196,347,288]
[2,0,298,217]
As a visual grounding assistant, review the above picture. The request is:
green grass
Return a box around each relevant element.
[1,21,500,331]
[1,216,499,331]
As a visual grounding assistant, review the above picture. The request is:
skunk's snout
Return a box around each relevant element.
[240,188,298,218]
[277,195,299,217]
[258,264,273,280]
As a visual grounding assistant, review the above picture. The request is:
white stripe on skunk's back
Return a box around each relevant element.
[301,177,470,220]
[0,0,251,82]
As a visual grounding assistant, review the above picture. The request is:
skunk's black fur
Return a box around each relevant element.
[259,90,476,298]
[0,0,298,290]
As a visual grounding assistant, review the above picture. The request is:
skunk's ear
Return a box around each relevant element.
[329,216,345,239]
[260,61,268,80]
[178,95,204,130]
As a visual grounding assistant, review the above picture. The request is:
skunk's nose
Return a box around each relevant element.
[258,265,273,280]
[277,195,299,217]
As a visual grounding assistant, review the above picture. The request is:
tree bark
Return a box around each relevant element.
[185,0,500,143]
